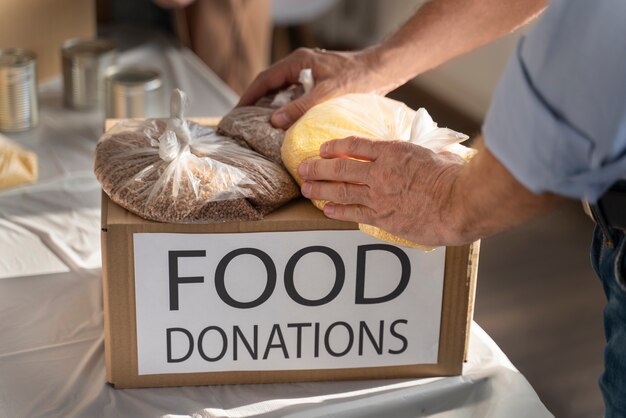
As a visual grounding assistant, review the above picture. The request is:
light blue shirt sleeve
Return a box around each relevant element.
[483,0,626,202]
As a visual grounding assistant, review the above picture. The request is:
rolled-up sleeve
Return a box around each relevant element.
[483,1,626,203]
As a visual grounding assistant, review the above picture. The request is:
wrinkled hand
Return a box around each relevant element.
[297,136,468,246]
[238,47,398,129]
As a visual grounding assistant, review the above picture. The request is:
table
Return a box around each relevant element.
[0,35,552,418]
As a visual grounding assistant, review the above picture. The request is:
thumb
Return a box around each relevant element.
[271,93,323,129]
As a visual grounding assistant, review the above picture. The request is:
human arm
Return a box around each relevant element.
[238,0,547,129]
[297,136,563,246]
[296,0,626,245]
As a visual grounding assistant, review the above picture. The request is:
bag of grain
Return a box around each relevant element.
[281,93,474,249]
[94,89,299,223]
[217,69,314,166]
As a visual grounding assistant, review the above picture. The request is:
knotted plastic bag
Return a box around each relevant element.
[281,93,475,249]
[94,89,299,223]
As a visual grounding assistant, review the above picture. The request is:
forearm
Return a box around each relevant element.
[297,134,563,246]
[367,0,547,87]
[448,138,564,243]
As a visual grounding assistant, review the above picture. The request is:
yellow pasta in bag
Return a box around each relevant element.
[282,93,474,249]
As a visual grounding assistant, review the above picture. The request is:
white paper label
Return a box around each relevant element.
[133,231,445,375]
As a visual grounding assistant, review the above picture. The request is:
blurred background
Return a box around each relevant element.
[1,0,606,416]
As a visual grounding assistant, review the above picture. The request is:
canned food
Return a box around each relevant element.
[0,49,38,132]
[62,38,117,109]
[105,67,164,118]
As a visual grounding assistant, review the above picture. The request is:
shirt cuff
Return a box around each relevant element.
[483,39,620,202]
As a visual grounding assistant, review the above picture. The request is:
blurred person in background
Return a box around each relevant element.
[155,0,271,94]
[239,1,626,416]
[99,0,271,94]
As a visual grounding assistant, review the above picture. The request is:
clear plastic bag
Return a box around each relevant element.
[282,93,475,249]
[217,106,284,165]
[0,134,38,190]
[94,89,299,223]
[217,70,312,165]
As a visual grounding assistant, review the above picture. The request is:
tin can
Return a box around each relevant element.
[0,49,38,132]
[62,38,117,109]
[105,67,164,118]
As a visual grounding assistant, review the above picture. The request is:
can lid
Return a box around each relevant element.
[0,49,36,67]
[107,67,162,91]
[62,39,116,58]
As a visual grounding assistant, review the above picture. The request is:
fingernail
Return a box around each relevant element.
[298,161,309,177]
[320,142,328,156]
[301,182,311,197]
[324,204,335,216]
[272,111,291,129]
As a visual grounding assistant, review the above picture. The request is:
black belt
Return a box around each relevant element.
[584,179,626,232]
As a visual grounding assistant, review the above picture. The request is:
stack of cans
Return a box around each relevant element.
[1,38,166,133]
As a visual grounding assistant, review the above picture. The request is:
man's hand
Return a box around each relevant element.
[298,136,563,246]
[298,136,467,246]
[238,0,546,130]
[237,48,398,129]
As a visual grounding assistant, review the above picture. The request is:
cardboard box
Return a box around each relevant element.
[100,119,480,389]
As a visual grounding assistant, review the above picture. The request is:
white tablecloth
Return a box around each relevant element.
[0,35,552,418]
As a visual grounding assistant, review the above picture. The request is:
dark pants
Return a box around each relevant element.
[591,226,626,417]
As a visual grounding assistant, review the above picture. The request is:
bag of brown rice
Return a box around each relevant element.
[217,69,313,166]
[94,89,299,223]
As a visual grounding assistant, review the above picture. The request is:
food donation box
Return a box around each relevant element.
[100,119,480,389]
